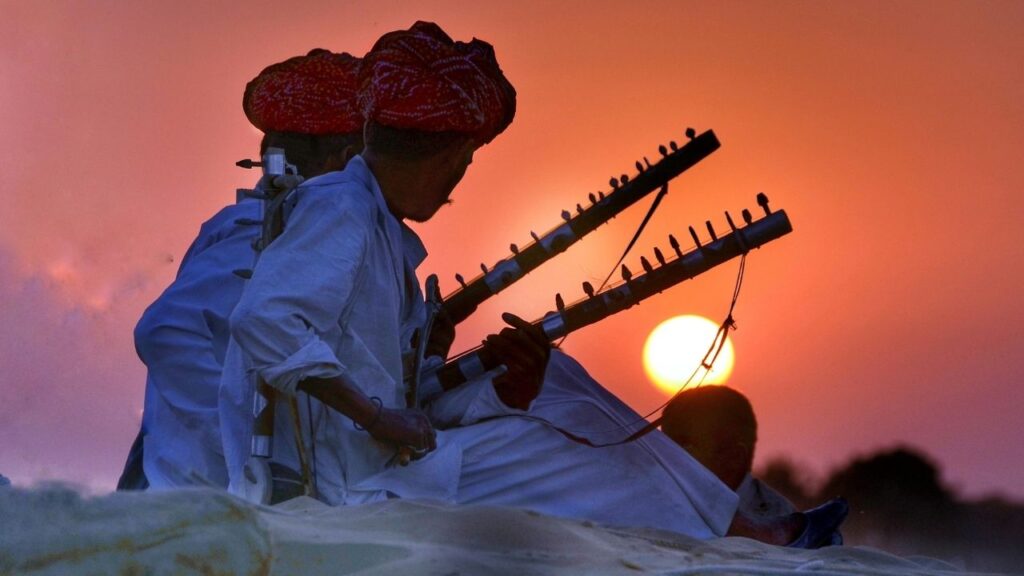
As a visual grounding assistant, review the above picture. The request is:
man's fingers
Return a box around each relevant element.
[497,326,549,363]
[486,333,535,368]
[501,312,534,331]
[501,312,550,349]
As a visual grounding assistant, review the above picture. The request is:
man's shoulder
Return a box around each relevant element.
[301,155,374,191]
[185,201,262,259]
[201,201,261,234]
[290,161,381,222]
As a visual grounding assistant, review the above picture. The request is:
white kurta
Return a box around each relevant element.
[448,351,740,539]
[134,196,262,488]
[222,156,496,505]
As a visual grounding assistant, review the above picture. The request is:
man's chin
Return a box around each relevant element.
[409,204,447,223]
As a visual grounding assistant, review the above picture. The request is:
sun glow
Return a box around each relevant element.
[643,315,735,394]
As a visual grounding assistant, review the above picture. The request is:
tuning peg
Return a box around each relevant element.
[598,191,606,200]
[725,211,739,233]
[685,127,696,140]
[705,221,718,242]
[621,264,633,282]
[556,293,566,312]
[620,174,629,184]
[510,243,519,255]
[233,268,253,279]
[658,144,668,157]
[576,203,584,215]
[610,177,620,189]
[653,247,667,266]
[531,231,540,242]
[667,233,684,255]
[455,273,467,288]
[669,141,679,151]
[236,158,262,169]
[480,263,488,273]
[742,209,753,225]
[583,281,595,298]
[687,227,700,250]
[561,209,571,221]
[757,192,772,216]
[589,192,598,204]
[635,160,644,172]
[644,156,653,169]
[640,256,653,274]
[251,237,264,251]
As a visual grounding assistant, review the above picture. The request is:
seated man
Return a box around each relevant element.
[123,36,543,494]
[661,385,797,519]
[118,49,366,490]
[219,21,537,506]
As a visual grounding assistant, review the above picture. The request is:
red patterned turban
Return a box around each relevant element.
[359,21,516,144]
[244,49,363,135]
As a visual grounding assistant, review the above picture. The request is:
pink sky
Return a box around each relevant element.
[2,1,1022,499]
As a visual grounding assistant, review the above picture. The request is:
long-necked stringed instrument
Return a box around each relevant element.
[422,194,792,396]
[441,128,721,324]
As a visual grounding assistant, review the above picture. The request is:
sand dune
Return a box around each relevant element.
[1,486,987,575]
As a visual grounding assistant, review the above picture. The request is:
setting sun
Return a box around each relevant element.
[643,315,735,394]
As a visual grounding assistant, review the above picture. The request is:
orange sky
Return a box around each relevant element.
[2,1,1022,499]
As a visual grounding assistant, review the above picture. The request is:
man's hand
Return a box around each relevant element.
[367,407,437,454]
[484,312,551,410]
[297,376,437,455]
[425,308,456,359]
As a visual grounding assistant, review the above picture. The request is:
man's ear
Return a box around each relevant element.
[341,144,358,163]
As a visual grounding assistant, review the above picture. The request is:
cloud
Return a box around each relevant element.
[0,247,149,491]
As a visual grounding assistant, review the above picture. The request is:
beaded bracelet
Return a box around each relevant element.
[354,396,383,432]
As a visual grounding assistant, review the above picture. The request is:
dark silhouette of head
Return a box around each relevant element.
[244,49,365,178]
[661,385,757,490]
[356,22,516,222]
[259,131,363,179]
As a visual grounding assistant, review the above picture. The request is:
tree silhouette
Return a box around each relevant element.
[757,457,814,510]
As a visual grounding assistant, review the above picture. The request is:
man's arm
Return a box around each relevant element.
[230,184,434,451]
[298,376,435,452]
[136,206,258,420]
[230,185,374,394]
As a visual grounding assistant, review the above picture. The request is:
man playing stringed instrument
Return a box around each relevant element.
[221,22,549,505]
[122,41,545,494]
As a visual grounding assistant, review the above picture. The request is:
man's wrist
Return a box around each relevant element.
[354,397,384,432]
[298,375,382,428]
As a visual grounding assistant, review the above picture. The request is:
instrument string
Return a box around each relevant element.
[438,183,752,448]
[554,183,671,349]
[550,253,747,445]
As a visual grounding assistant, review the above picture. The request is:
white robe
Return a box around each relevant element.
[221,156,509,505]
[448,351,739,539]
[134,195,262,488]
[127,163,505,493]
[134,156,738,538]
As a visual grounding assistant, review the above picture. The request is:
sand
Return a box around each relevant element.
[0,486,993,576]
